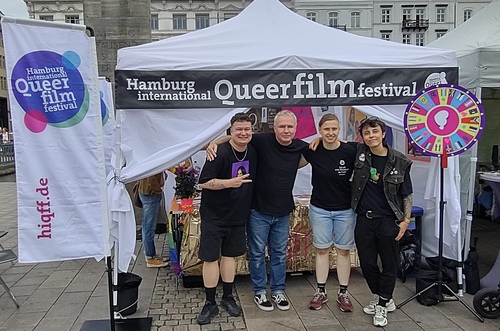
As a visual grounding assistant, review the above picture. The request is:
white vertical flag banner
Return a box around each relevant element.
[98,77,116,176]
[2,17,109,263]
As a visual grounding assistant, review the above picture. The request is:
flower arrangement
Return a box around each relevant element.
[173,166,199,199]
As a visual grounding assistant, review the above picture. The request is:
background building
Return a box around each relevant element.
[0,11,11,132]
[22,0,491,78]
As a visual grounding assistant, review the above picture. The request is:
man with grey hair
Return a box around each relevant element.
[207,110,307,311]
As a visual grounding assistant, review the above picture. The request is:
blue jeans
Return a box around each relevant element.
[139,193,162,258]
[247,209,290,296]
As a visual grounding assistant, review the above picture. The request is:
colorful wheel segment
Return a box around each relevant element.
[404,84,484,157]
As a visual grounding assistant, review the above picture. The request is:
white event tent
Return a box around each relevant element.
[112,0,462,270]
[429,0,500,259]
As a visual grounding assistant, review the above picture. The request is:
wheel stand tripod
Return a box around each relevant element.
[396,153,484,322]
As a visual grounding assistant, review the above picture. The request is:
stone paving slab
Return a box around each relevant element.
[2,180,500,330]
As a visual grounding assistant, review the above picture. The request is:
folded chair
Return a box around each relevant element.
[0,248,20,308]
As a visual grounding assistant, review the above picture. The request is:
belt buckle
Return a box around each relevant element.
[366,211,374,219]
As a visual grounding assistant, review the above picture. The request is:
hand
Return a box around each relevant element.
[309,137,322,151]
[395,220,410,241]
[230,174,252,188]
[206,142,218,161]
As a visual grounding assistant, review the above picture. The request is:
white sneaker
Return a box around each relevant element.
[373,305,388,327]
[363,297,396,315]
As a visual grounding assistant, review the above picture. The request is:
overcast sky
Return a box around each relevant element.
[0,0,28,18]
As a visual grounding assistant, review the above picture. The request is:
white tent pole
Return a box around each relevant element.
[463,87,482,272]
[455,156,464,296]
[111,96,125,316]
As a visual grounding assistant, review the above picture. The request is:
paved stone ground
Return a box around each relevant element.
[148,240,247,331]
[0,180,247,331]
[2,178,500,330]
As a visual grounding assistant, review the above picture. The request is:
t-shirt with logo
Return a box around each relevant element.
[357,154,412,217]
[250,133,307,216]
[199,141,257,226]
[302,141,357,211]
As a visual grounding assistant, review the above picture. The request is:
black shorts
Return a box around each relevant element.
[198,222,246,262]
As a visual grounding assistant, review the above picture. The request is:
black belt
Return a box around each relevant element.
[365,211,386,219]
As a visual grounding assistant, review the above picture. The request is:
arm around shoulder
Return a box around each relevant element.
[206,135,231,161]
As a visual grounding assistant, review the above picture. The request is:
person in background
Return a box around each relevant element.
[207,110,308,312]
[196,113,257,325]
[138,173,168,268]
[303,114,357,312]
[1,128,8,144]
[351,117,413,327]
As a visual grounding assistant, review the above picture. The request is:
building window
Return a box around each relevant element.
[173,14,187,30]
[402,33,411,44]
[328,12,339,27]
[195,14,210,30]
[381,32,391,41]
[39,15,54,21]
[381,9,391,24]
[65,15,80,24]
[306,12,317,22]
[415,32,425,46]
[416,8,426,20]
[436,8,446,23]
[351,12,361,28]
[151,14,159,30]
[436,31,447,39]
[402,8,412,20]
[464,9,472,22]
[223,13,237,21]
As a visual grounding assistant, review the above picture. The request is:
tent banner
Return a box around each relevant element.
[2,18,108,263]
[115,67,458,109]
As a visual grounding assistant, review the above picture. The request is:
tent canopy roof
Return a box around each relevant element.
[429,0,500,88]
[117,0,456,71]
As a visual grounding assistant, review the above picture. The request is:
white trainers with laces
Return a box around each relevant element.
[363,296,396,315]
[373,305,388,327]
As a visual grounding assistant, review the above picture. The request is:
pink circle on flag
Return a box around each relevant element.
[24,110,47,133]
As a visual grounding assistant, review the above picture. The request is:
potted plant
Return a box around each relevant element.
[173,166,198,211]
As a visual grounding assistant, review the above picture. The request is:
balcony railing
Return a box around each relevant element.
[0,143,14,164]
[329,24,347,31]
[402,19,429,30]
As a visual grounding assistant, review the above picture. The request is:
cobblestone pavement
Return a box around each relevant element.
[3,178,500,331]
[147,240,247,331]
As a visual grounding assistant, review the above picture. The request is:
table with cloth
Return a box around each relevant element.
[177,200,360,276]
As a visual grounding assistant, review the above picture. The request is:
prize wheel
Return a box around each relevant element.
[404,84,484,157]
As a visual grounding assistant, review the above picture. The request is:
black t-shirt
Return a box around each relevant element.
[302,141,357,211]
[199,141,257,226]
[250,133,307,216]
[357,154,412,217]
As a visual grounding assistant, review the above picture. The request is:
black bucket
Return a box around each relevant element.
[117,272,142,316]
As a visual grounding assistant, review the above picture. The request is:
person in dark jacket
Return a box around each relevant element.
[351,117,413,327]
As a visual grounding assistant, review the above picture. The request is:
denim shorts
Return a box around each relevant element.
[308,204,356,250]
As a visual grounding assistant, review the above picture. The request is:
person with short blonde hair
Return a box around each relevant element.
[302,113,357,312]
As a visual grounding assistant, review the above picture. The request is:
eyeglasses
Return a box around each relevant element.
[360,116,380,125]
